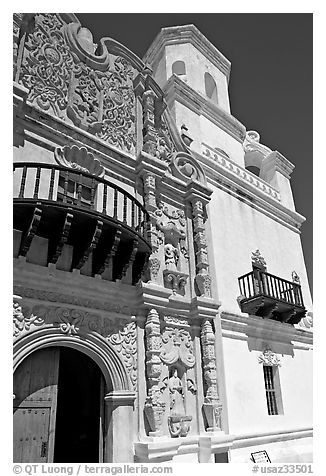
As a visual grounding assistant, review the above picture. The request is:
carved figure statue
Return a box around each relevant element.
[164,243,178,269]
[169,368,185,416]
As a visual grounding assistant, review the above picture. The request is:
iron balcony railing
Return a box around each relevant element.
[238,269,304,307]
[13,162,150,242]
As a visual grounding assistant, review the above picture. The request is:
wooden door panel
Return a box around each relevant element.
[13,407,50,463]
[14,348,59,406]
[13,348,60,463]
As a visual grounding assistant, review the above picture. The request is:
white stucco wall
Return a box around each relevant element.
[207,186,312,314]
[222,336,313,435]
[171,101,245,166]
[163,43,230,113]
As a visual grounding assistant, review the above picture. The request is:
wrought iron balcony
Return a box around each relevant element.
[238,268,306,324]
[13,162,151,283]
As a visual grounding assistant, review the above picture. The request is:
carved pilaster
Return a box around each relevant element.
[144,309,165,436]
[143,172,158,213]
[142,90,157,156]
[191,199,211,297]
[200,319,222,432]
[142,172,159,256]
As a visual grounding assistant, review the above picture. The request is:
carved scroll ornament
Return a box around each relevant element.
[13,296,45,337]
[160,327,195,368]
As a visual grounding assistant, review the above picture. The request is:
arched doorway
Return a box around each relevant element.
[13,346,106,463]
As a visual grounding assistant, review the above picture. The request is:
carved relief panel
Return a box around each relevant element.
[144,310,197,438]
[13,296,137,390]
[15,14,136,153]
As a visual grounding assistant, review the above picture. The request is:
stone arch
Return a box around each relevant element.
[13,326,133,393]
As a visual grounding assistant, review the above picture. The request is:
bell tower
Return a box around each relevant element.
[143,24,247,166]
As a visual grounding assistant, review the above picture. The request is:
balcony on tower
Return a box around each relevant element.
[13,146,151,284]
[237,250,306,325]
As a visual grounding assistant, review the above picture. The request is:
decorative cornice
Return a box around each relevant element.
[143,24,231,80]
[202,142,281,201]
[163,75,246,143]
[195,147,306,233]
[220,310,313,347]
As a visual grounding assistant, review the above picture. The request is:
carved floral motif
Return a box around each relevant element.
[148,256,161,280]
[13,296,45,337]
[54,307,84,335]
[12,298,137,389]
[107,322,137,389]
[258,349,281,367]
[18,14,136,153]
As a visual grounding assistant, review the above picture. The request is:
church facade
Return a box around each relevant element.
[13,13,313,463]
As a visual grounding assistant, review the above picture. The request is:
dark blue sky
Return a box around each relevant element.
[77,13,313,292]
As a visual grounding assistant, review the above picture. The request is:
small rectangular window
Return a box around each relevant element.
[263,365,283,415]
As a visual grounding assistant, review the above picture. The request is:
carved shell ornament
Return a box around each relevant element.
[54,145,105,177]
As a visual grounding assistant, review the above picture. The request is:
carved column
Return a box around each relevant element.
[201,319,222,432]
[142,90,157,156]
[142,172,161,282]
[191,199,212,297]
[144,309,165,436]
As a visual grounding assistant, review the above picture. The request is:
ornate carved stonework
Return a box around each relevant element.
[148,256,161,281]
[195,274,212,297]
[13,286,133,315]
[243,130,272,157]
[201,319,222,432]
[144,309,166,436]
[163,270,188,295]
[160,327,195,368]
[54,145,104,177]
[251,249,267,270]
[191,199,211,297]
[18,14,136,153]
[163,315,189,328]
[54,307,84,335]
[258,349,281,367]
[154,115,177,163]
[142,89,157,156]
[107,322,137,390]
[292,270,301,285]
[170,152,206,184]
[153,202,189,263]
[298,311,313,330]
[13,295,45,337]
[12,299,137,388]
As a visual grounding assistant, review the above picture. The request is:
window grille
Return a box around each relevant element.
[263,365,278,415]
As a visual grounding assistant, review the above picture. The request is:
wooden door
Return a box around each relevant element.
[13,348,60,463]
